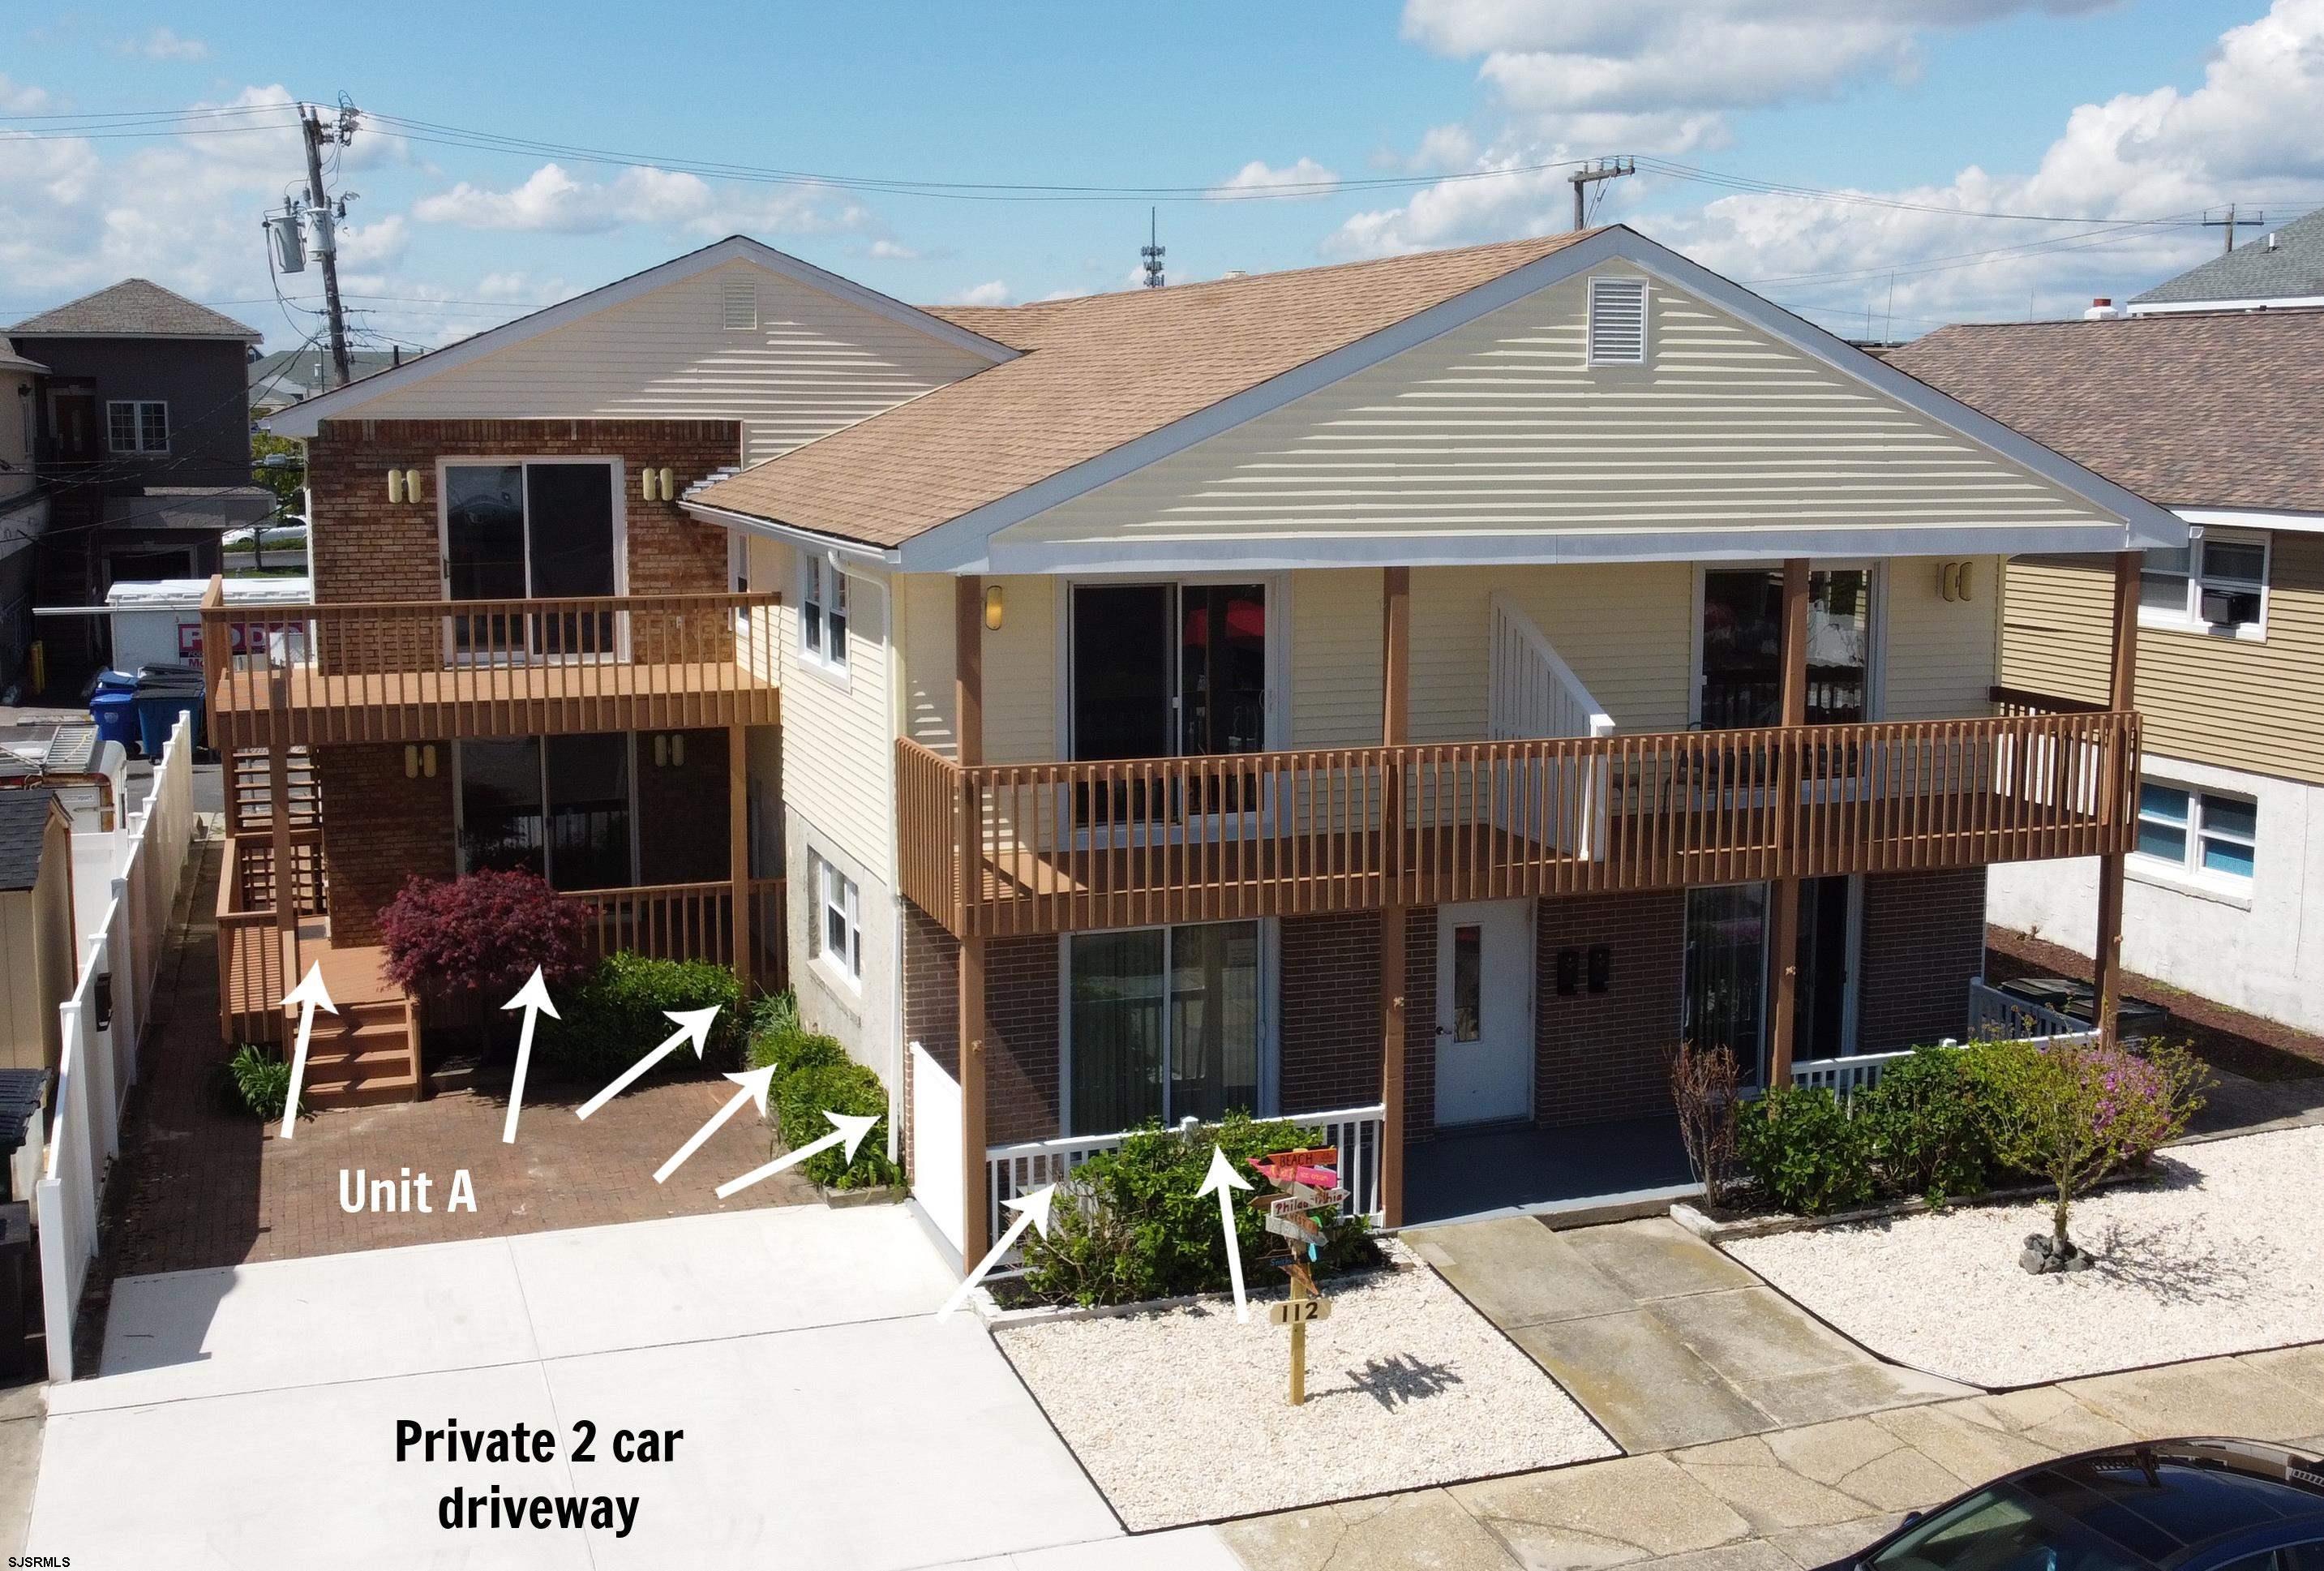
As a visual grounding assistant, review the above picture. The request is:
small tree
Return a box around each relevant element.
[1669,1041,1740,1209]
[379,870,591,1033]
[1981,1037,2208,1262]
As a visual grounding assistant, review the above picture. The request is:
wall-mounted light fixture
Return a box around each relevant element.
[984,583,1005,632]
[641,467,679,502]
[651,732,686,768]
[386,468,424,503]
[402,743,437,779]
[1938,560,1976,603]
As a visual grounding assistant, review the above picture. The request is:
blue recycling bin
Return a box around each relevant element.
[90,682,142,750]
[134,686,204,758]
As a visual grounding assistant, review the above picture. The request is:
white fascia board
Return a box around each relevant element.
[2176,506,2324,538]
[990,522,2151,577]
[2128,295,2324,315]
[264,235,1018,439]
[680,498,901,569]
[900,225,2184,573]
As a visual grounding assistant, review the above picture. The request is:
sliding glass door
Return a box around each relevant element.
[1698,568,1872,728]
[1682,875,1859,1078]
[1070,581,1269,826]
[444,461,620,659]
[1068,921,1261,1132]
[457,735,634,892]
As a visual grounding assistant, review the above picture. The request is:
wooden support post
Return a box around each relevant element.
[956,576,988,1264]
[1766,559,1810,1087]
[728,723,751,989]
[2093,549,2141,1047]
[268,739,296,935]
[1379,566,1410,1229]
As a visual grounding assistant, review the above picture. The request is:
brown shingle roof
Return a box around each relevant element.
[1888,311,2324,514]
[9,278,259,341]
[691,232,1596,547]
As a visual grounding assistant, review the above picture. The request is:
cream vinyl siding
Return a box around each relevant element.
[2002,534,2324,784]
[1882,556,2002,721]
[1289,569,1383,747]
[997,264,2116,560]
[897,572,958,756]
[777,544,894,883]
[351,260,993,464]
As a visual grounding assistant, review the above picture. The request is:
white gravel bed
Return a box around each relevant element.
[993,1256,1618,1529]
[1727,1125,2324,1389]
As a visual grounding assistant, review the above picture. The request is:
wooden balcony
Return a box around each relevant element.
[897,705,2139,939]
[201,583,781,749]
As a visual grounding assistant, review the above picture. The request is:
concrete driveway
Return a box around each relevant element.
[28,1204,1238,1569]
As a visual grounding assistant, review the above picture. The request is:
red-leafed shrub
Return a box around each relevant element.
[378,869,592,1004]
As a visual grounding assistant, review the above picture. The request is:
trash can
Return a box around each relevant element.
[0,1202,28,1381]
[88,669,143,751]
[133,681,204,758]
[1996,976,2170,1044]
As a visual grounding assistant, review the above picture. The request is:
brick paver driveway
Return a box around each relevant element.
[77,834,816,1373]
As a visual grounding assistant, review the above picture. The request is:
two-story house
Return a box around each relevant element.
[682,226,2175,1264]
[9,281,275,672]
[238,225,2174,1258]
[1893,308,2324,1035]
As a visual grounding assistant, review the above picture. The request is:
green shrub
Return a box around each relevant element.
[774,1058,900,1190]
[1734,1084,1876,1215]
[221,1044,302,1122]
[1018,1112,1379,1308]
[1856,1044,1996,1204]
[744,992,847,1084]
[538,952,744,1083]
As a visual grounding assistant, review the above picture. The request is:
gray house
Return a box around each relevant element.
[8,281,274,670]
[2130,208,2324,315]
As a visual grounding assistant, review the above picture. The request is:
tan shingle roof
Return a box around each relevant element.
[1888,311,2324,513]
[9,278,259,341]
[690,232,1596,547]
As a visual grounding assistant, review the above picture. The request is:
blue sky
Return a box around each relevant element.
[4,0,2320,351]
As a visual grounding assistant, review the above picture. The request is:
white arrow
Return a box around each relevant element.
[1196,1145,1255,1323]
[277,963,337,1141]
[714,1108,881,1199]
[654,1067,778,1184]
[576,1007,722,1120]
[938,1185,1057,1322]
[500,968,559,1146]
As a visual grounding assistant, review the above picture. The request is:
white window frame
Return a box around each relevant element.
[2139,526,2268,641]
[2130,775,2257,893]
[811,852,863,990]
[105,399,169,454]
[800,556,850,682]
[1585,275,1649,367]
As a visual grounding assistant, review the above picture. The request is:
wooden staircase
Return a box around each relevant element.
[296,985,424,1107]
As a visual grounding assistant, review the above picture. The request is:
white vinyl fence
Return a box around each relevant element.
[908,1041,964,1260]
[36,712,198,1384]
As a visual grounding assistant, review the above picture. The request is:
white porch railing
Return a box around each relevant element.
[984,1103,1387,1261]
[1789,1049,1913,1106]
[36,710,197,1384]
[1967,978,2107,1041]
[1488,593,1616,858]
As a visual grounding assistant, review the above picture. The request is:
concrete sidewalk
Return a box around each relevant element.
[29,1204,1236,1569]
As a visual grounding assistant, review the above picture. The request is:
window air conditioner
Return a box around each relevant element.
[2200,587,2261,627]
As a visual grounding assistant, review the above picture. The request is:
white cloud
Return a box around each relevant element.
[412,161,868,238]
[867,238,920,260]
[111,27,209,61]
[943,280,1010,307]
[1208,157,1341,200]
[0,75,51,114]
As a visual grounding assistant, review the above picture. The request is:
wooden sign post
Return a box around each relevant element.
[1252,1147,1344,1408]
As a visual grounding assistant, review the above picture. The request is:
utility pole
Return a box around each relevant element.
[298,101,357,388]
[1568,157,1636,231]
[2204,204,2259,257]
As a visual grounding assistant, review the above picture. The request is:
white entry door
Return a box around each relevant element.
[1435,900,1533,1126]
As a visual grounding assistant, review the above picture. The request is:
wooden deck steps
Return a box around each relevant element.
[298,997,422,1106]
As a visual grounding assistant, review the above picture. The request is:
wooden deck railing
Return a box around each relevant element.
[217,832,298,1045]
[897,708,2139,938]
[573,876,788,989]
[200,582,782,746]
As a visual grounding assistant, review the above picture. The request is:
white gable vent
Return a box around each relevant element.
[721,278,758,331]
[1586,275,1649,366]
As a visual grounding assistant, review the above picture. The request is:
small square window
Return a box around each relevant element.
[105,399,168,454]
[2133,777,2255,886]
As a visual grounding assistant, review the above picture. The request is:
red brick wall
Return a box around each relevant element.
[1534,891,1687,1127]
[634,728,729,885]
[899,905,958,1186]
[306,418,740,605]
[1403,906,1438,1138]
[896,913,1059,1147]
[315,742,456,944]
[1857,869,1986,1053]
[1274,907,1437,1133]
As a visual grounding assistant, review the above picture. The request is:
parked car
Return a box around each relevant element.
[1815,1439,2324,1571]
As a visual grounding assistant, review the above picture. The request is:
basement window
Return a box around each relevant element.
[810,852,862,988]
[1585,276,1649,367]
[2134,780,2256,885]
[2140,527,2267,638]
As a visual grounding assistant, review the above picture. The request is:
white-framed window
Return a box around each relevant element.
[2134,779,2257,884]
[105,400,168,454]
[811,852,862,986]
[800,557,849,674]
[1585,276,1649,367]
[1063,920,1262,1134]
[2141,528,2267,637]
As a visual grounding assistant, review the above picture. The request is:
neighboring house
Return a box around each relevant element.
[682,225,2175,1264]
[1892,310,2324,1034]
[7,281,275,660]
[234,235,1010,1104]
[2129,207,2324,315]
[0,791,76,1077]
[240,226,2175,1248]
[250,348,397,415]
[0,338,49,693]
